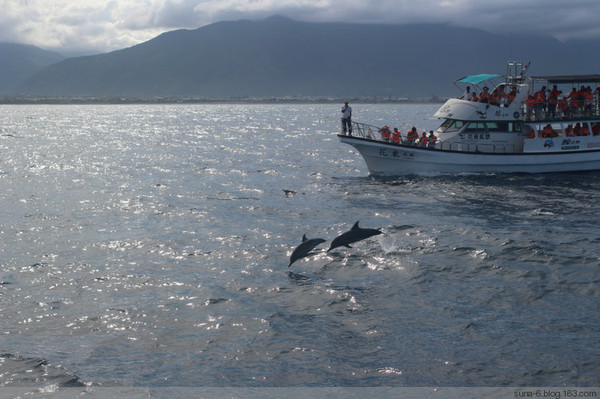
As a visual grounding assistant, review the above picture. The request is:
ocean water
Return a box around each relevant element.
[1,103,599,392]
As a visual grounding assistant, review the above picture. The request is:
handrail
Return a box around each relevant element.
[520,95,600,122]
[344,122,521,154]
[345,121,381,140]
[344,121,437,148]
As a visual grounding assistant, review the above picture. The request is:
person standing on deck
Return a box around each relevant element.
[341,101,352,135]
[427,131,437,149]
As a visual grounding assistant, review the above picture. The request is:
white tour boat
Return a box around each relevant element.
[338,62,600,175]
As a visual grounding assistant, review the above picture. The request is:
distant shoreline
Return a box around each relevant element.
[0,96,447,105]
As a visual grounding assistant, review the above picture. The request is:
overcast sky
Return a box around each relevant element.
[2,0,600,55]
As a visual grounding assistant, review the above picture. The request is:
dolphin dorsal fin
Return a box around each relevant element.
[352,221,360,230]
[302,234,307,242]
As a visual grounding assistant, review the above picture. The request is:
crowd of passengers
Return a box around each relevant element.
[378,126,437,148]
[462,83,600,120]
[530,121,600,138]
[461,85,518,107]
[525,85,598,120]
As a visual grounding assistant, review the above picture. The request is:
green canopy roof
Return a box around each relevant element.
[456,74,502,84]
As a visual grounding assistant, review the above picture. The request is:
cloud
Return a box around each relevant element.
[1,0,599,54]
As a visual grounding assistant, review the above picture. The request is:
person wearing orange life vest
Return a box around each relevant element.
[558,96,568,118]
[569,88,580,113]
[391,128,402,143]
[527,126,536,138]
[547,89,559,119]
[574,123,582,136]
[492,85,506,106]
[379,126,391,141]
[525,95,536,120]
[419,131,428,147]
[506,87,517,105]
[470,92,479,102]
[549,85,560,100]
[581,124,590,136]
[548,84,560,115]
[535,88,546,119]
[490,91,500,106]
[541,124,553,138]
[427,131,437,149]
[565,124,575,137]
[479,87,490,103]
[407,127,418,145]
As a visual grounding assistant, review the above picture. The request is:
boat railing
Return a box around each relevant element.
[346,121,427,145]
[346,121,382,140]
[345,122,521,153]
[521,97,600,122]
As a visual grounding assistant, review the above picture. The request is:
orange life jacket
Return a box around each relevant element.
[535,91,546,104]
[558,98,568,111]
[542,126,553,138]
[526,96,536,109]
[565,126,575,136]
[380,126,391,140]
[427,134,437,147]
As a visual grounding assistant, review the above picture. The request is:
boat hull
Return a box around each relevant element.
[339,135,600,176]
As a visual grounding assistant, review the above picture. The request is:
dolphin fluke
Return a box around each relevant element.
[289,234,326,267]
[327,221,382,252]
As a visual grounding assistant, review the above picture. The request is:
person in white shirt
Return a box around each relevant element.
[462,86,472,100]
[341,101,352,135]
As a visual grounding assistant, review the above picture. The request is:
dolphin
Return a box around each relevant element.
[327,221,382,252]
[289,234,327,267]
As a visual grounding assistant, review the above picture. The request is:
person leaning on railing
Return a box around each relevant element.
[379,126,391,141]
[427,131,437,149]
[406,127,418,145]
[391,128,402,143]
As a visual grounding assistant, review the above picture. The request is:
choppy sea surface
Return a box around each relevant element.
[1,104,599,394]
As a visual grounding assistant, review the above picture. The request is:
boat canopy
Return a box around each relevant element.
[531,74,600,84]
[456,74,502,84]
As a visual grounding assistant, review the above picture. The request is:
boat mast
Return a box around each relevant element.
[506,61,530,86]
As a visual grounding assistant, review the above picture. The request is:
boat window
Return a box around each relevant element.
[487,122,510,132]
[550,123,563,137]
[437,119,465,133]
[536,123,562,138]
[591,122,600,136]
[523,124,535,138]
[464,122,487,132]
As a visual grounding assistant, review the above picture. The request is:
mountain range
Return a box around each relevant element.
[0,43,64,95]
[3,16,600,99]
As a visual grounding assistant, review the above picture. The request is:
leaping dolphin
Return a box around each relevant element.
[289,234,326,267]
[327,221,382,252]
